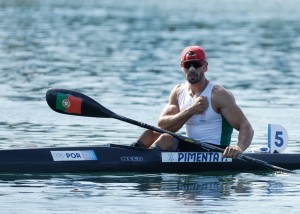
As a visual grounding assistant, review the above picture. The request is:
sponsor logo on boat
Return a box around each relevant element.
[121,156,143,161]
[51,150,97,161]
[161,152,232,163]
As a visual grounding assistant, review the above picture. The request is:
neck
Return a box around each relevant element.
[189,78,209,97]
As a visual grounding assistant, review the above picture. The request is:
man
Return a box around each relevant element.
[132,45,254,158]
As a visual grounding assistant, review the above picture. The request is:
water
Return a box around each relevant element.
[0,0,300,213]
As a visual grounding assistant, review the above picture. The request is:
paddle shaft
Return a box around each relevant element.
[46,88,295,174]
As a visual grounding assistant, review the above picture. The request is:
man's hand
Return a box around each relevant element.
[223,145,244,159]
[192,96,208,114]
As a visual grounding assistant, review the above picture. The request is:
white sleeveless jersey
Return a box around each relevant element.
[177,82,232,146]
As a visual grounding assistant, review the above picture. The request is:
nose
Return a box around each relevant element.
[188,65,196,72]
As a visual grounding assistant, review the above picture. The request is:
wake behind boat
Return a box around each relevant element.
[0,144,299,173]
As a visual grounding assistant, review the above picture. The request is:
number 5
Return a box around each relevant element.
[268,124,288,153]
[275,131,283,147]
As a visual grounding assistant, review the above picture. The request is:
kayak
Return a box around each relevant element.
[41,88,297,174]
[0,144,299,173]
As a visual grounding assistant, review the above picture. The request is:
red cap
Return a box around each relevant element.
[180,46,206,62]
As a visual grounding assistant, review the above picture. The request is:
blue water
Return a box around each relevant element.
[0,0,300,213]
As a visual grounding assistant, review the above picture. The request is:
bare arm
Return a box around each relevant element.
[158,84,208,132]
[212,86,254,158]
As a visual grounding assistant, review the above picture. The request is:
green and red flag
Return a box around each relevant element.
[56,93,82,114]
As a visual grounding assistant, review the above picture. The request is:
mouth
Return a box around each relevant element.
[188,73,198,78]
[187,74,198,82]
[187,72,203,84]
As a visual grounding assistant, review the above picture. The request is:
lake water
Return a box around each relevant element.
[0,0,300,213]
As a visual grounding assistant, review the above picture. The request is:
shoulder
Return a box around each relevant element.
[211,84,236,109]
[170,83,186,98]
[212,84,233,97]
[160,84,183,116]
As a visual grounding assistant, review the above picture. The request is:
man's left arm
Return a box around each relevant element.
[214,87,254,158]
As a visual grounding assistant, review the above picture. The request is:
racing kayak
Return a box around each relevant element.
[0,144,299,173]
[44,88,296,174]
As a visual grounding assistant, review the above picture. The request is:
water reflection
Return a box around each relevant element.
[1,172,298,199]
[0,171,299,213]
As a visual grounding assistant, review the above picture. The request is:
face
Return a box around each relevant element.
[181,60,207,84]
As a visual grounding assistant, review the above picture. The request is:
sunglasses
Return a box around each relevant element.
[182,60,206,69]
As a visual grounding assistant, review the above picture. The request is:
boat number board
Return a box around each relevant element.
[51,150,97,161]
[161,152,232,163]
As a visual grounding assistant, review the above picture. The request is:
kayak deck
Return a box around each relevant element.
[0,144,299,173]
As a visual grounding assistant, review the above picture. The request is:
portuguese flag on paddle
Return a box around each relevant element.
[55,93,82,114]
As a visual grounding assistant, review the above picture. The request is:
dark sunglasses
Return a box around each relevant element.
[182,60,206,69]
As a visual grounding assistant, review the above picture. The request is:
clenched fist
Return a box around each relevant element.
[192,96,208,114]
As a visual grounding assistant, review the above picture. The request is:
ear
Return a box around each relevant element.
[181,67,185,74]
[180,62,185,73]
[204,62,208,72]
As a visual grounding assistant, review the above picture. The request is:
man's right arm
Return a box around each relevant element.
[157,85,208,132]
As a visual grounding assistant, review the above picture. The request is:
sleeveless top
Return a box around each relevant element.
[177,82,233,146]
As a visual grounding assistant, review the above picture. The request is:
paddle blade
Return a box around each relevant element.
[46,88,114,118]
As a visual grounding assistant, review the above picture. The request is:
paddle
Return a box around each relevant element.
[46,88,295,174]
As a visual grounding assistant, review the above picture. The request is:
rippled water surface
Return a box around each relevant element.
[0,0,300,213]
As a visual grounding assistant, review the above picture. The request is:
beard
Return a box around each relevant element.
[187,72,203,84]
